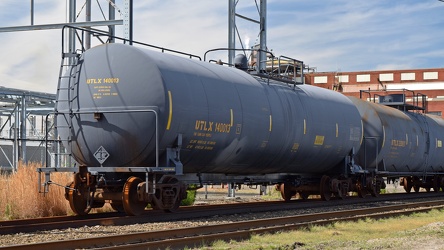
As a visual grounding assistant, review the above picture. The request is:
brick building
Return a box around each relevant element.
[305,68,444,117]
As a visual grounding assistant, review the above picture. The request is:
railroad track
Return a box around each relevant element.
[0,192,441,235]
[2,198,444,250]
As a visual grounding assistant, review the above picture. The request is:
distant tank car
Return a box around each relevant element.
[39,28,444,216]
[349,96,444,193]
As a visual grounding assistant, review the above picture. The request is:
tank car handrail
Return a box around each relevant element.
[44,112,60,169]
[204,47,274,64]
[276,55,304,84]
[359,88,428,113]
[204,48,305,87]
[61,25,202,61]
[45,108,161,169]
[208,59,231,66]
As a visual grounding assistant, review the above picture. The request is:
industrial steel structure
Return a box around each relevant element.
[0,0,127,170]
[228,0,267,72]
[0,87,54,171]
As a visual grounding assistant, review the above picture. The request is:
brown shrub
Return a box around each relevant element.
[0,162,71,220]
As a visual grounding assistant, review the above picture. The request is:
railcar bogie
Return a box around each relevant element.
[276,173,386,202]
[400,175,443,193]
[62,165,187,215]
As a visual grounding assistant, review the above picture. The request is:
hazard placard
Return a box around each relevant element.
[94,146,109,165]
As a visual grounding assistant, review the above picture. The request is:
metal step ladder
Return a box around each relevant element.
[418,114,430,181]
[45,52,81,168]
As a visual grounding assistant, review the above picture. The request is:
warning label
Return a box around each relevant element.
[94,146,109,165]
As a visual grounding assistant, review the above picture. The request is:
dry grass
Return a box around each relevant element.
[0,162,71,220]
[204,209,444,249]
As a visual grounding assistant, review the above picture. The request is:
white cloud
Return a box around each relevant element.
[0,0,444,93]
[0,1,64,93]
[266,0,444,72]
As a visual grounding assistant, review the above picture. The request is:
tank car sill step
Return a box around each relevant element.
[38,167,78,173]
[37,167,178,174]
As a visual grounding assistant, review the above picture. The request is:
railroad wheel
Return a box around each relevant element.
[110,201,125,213]
[402,177,412,193]
[440,176,444,192]
[356,180,367,198]
[279,183,296,202]
[320,175,332,201]
[413,185,420,193]
[298,191,309,200]
[333,182,345,200]
[369,186,380,197]
[163,177,183,213]
[67,182,91,215]
[367,177,381,197]
[413,177,421,193]
[433,176,440,192]
[122,176,148,216]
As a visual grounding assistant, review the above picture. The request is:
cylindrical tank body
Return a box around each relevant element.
[421,114,444,171]
[57,43,363,175]
[349,97,444,173]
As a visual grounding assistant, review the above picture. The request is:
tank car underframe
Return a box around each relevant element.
[399,174,444,193]
[276,171,444,201]
[39,164,188,216]
[39,165,444,216]
[274,147,444,202]
[276,172,386,201]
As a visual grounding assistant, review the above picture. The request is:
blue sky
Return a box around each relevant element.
[0,0,443,93]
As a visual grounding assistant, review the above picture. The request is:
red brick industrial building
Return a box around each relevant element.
[305,68,444,117]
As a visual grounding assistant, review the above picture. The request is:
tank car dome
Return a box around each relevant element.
[234,54,248,71]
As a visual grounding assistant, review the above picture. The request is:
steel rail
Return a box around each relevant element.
[1,192,443,235]
[2,200,444,250]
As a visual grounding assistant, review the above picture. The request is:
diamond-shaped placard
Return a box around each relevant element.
[94,146,109,165]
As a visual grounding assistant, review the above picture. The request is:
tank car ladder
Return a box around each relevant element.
[418,114,430,181]
[55,52,81,166]
[41,52,81,193]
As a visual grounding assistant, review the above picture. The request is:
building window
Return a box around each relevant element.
[424,72,438,80]
[314,76,328,84]
[401,73,415,81]
[428,111,442,116]
[357,74,370,82]
[336,75,349,83]
[379,73,394,81]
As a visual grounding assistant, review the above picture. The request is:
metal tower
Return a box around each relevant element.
[0,0,131,171]
[228,0,267,72]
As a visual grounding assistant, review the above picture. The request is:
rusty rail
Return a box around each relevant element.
[2,199,444,249]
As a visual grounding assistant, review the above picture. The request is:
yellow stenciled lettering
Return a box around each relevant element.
[87,78,100,84]
[87,77,120,84]
[195,120,232,134]
[215,122,231,133]
[291,143,300,152]
[314,135,325,146]
[195,120,204,130]
[102,77,120,83]
[391,140,406,147]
